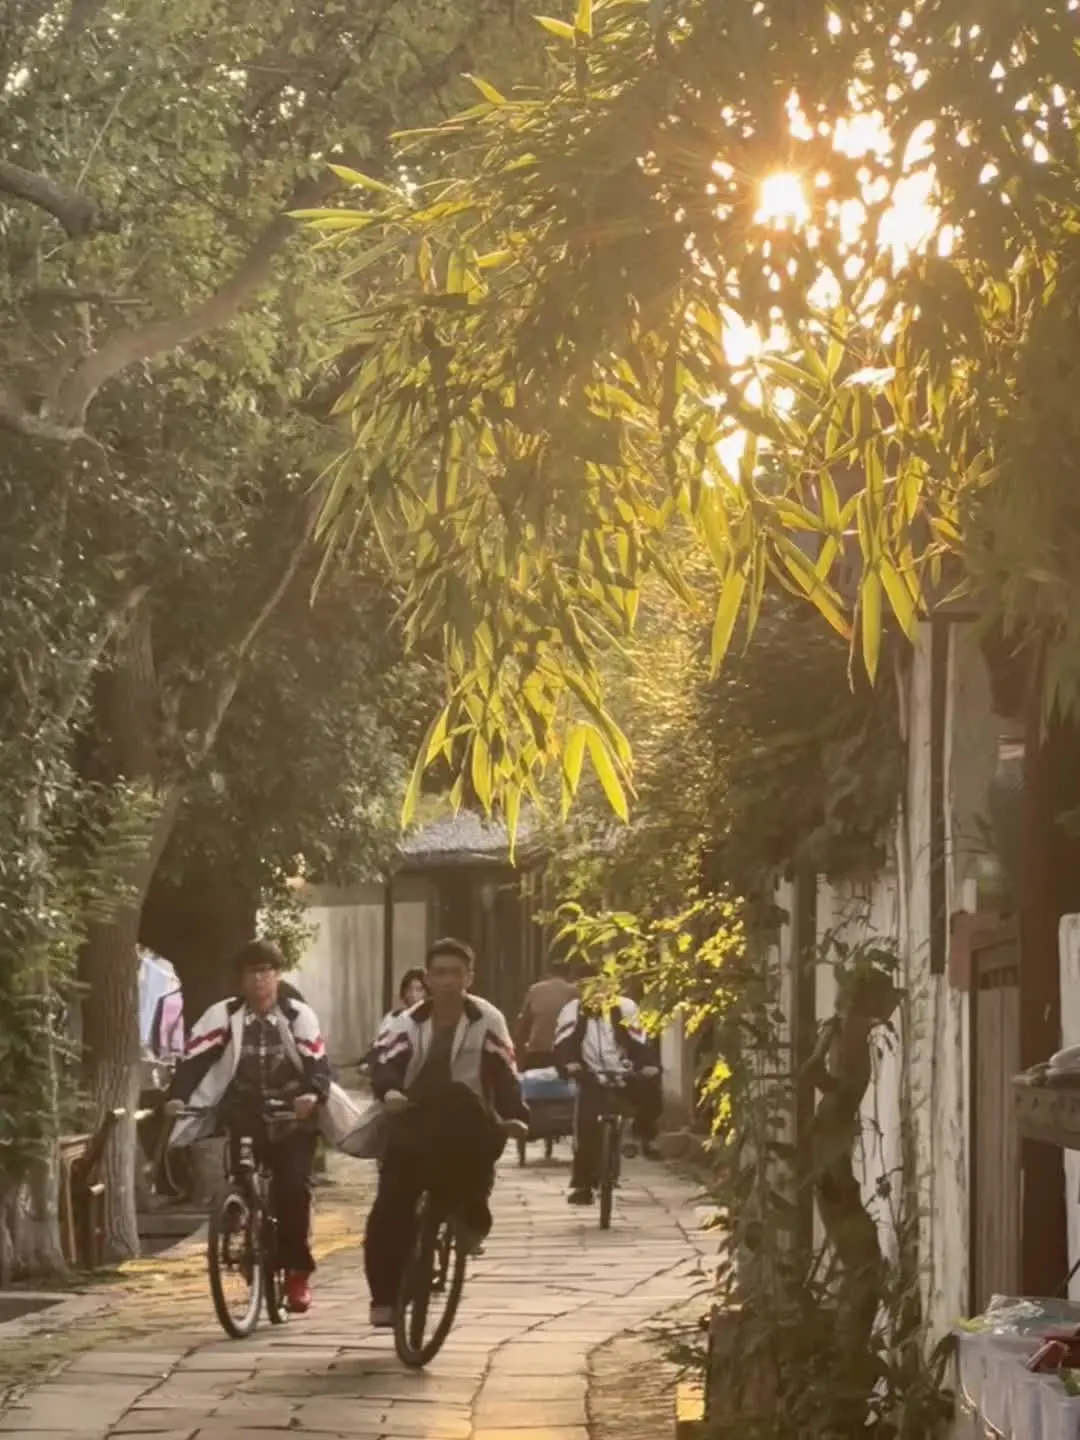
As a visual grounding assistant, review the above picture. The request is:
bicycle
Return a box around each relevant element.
[394,1179,469,1368]
[570,1066,653,1230]
[387,1095,524,1368]
[594,1074,630,1231]
[177,1099,296,1339]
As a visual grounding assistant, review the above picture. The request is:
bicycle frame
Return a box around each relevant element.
[174,1099,296,1338]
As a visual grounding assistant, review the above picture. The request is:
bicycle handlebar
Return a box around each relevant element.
[567,1066,646,1084]
[171,1099,296,1122]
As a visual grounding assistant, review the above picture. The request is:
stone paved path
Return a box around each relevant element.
[0,1154,712,1440]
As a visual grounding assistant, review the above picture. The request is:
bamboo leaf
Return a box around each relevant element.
[819,472,840,531]
[860,569,883,681]
[536,15,576,40]
[879,556,918,638]
[424,705,451,764]
[467,74,508,105]
[584,726,629,822]
[504,785,522,861]
[575,0,593,35]
[562,723,587,800]
[326,165,398,196]
[471,732,493,810]
[711,570,747,671]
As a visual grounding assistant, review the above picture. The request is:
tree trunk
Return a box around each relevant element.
[78,905,144,1260]
[141,865,258,1021]
[0,1151,68,1283]
[78,788,180,1261]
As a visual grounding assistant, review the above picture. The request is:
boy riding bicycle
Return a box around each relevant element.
[364,937,528,1328]
[165,939,330,1315]
[553,990,662,1206]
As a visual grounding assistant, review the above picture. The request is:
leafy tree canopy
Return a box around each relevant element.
[544,576,902,923]
[160,553,437,896]
[314,0,1080,821]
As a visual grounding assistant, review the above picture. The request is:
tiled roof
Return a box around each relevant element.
[399,810,541,867]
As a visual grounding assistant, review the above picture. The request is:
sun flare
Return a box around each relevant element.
[755,171,810,229]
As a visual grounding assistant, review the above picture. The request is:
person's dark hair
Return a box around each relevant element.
[232,938,287,978]
[567,956,593,983]
[425,937,474,970]
[398,967,428,1004]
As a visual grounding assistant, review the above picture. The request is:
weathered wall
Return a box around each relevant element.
[288,883,385,1065]
[895,623,994,1332]
[659,1016,696,1120]
[786,623,997,1337]
[815,872,904,1266]
[391,879,432,988]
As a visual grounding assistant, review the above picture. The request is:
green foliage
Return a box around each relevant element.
[0,0,542,1261]
[257,887,317,974]
[0,474,159,1261]
[158,551,437,898]
[542,582,903,917]
[314,0,1080,819]
[556,891,952,1439]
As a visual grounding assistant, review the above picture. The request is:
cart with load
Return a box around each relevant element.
[517,1067,576,1165]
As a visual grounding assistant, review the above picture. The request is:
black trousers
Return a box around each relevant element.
[571,1072,662,1190]
[364,1089,504,1306]
[225,1115,316,1276]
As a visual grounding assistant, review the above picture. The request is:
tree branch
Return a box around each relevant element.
[0,175,333,444]
[56,586,150,729]
[0,156,113,237]
[0,381,85,443]
[183,493,321,770]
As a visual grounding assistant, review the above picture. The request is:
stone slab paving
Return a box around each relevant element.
[0,1152,713,1440]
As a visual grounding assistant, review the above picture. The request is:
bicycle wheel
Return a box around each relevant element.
[394,1195,467,1368]
[263,1212,288,1325]
[598,1119,616,1230]
[207,1186,264,1338]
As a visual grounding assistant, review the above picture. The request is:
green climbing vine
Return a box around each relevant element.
[552,896,952,1439]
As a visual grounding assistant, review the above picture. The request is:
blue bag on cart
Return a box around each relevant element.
[521,1067,576,1103]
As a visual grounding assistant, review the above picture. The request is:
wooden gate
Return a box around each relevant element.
[969,922,1021,1314]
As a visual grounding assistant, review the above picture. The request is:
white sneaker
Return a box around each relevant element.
[369,1304,394,1329]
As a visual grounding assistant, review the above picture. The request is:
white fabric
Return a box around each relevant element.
[155,989,185,1061]
[381,994,515,1100]
[168,999,367,1153]
[553,995,644,1082]
[138,951,177,1047]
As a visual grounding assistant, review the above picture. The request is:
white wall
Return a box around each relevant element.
[815,873,904,1266]
[896,623,994,1332]
[286,877,435,1068]
[784,623,998,1337]
[290,883,385,1065]
[392,882,430,987]
[659,1016,694,1118]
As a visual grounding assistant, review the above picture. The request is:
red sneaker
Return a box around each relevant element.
[286,1272,312,1314]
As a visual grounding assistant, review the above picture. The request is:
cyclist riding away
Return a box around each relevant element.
[514,957,578,1072]
[554,988,662,1206]
[165,939,330,1315]
[364,937,528,1328]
